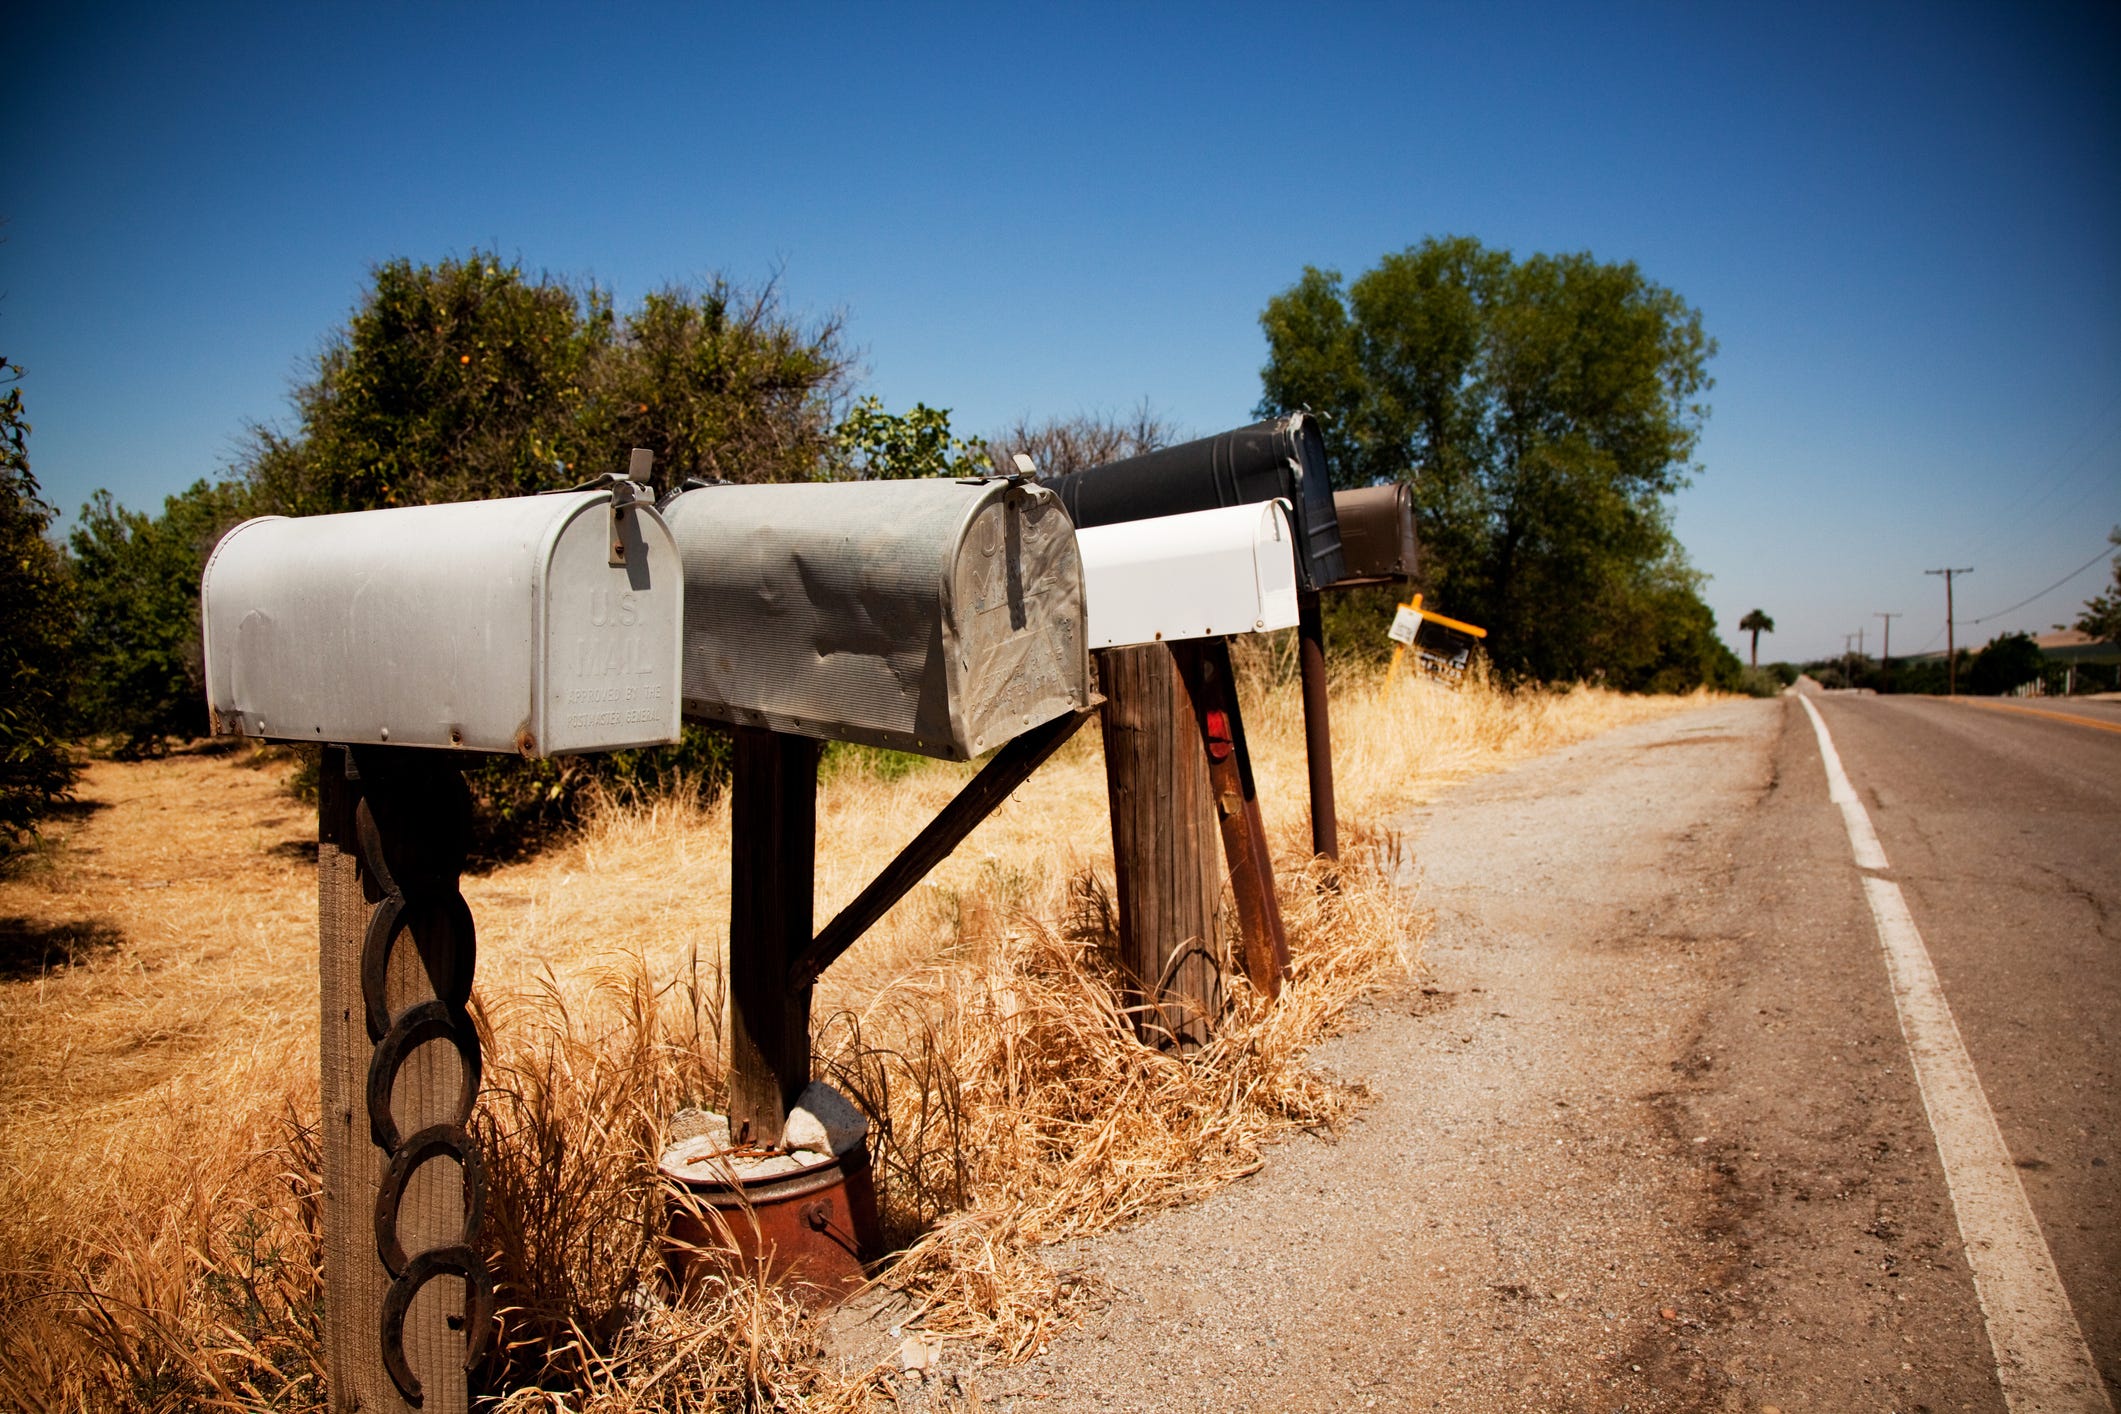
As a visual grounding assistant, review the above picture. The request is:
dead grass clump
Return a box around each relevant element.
[485,1278,882,1414]
[820,825,1419,1361]
[0,1104,324,1414]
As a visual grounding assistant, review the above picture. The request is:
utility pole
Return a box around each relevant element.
[1925,568,1973,695]
[1843,632,1858,688]
[1875,612,1901,693]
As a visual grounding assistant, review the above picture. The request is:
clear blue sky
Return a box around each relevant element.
[9,1,2117,664]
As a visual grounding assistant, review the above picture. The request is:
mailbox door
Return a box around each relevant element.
[944,485,1090,755]
[1330,483,1420,585]
[666,479,1089,760]
[536,496,685,755]
[1076,502,1300,648]
[202,490,683,755]
[1041,414,1346,590]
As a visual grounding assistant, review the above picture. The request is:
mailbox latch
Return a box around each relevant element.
[611,448,655,566]
[539,448,657,566]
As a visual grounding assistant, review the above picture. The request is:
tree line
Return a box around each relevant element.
[5,236,1810,846]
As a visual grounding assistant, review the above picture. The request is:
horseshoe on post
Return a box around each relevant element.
[360,896,405,1043]
[361,894,477,1042]
[373,1122,485,1277]
[366,1000,482,1153]
[378,1243,496,1405]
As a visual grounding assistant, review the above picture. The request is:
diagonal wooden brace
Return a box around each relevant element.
[1170,638,1290,997]
[790,705,1099,990]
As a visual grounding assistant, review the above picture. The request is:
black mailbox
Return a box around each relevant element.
[1041,414,1346,591]
[1329,484,1420,586]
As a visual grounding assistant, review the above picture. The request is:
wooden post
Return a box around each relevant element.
[726,727,821,1144]
[1095,644,1224,1048]
[320,745,489,1414]
[1171,638,1291,998]
[1296,588,1339,869]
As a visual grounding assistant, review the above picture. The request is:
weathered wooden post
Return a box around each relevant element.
[1170,637,1290,995]
[319,745,487,1413]
[725,727,822,1143]
[1095,643,1224,1046]
[202,469,684,1407]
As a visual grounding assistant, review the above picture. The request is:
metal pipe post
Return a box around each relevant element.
[1296,589,1338,866]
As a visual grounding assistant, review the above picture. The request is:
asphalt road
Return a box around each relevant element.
[1806,691,2121,1402]
[847,692,2119,1412]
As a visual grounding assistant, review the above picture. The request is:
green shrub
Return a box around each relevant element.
[0,356,80,845]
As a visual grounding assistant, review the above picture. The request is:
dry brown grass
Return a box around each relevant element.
[0,659,1711,1410]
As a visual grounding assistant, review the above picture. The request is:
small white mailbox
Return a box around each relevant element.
[663,477,1090,760]
[201,488,684,756]
[1075,501,1300,649]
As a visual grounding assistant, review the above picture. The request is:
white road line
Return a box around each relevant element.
[1799,694,2112,1412]
[1798,693,1889,869]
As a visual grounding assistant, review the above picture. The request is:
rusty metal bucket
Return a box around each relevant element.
[660,1145,882,1306]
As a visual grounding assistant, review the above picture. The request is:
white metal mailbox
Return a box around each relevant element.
[201,488,684,756]
[1075,501,1300,649]
[662,477,1090,760]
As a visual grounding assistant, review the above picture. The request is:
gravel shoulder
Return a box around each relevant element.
[838,696,2013,1412]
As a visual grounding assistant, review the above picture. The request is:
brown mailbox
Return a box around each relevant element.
[1328,483,1420,586]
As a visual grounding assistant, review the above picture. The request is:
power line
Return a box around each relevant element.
[1959,391,2121,565]
[1966,540,2119,625]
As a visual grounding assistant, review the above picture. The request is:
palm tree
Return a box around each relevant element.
[1739,609,1775,668]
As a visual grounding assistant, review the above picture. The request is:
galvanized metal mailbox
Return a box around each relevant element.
[1330,483,1420,585]
[662,477,1090,760]
[1076,501,1300,649]
[201,487,684,756]
[1040,413,1346,591]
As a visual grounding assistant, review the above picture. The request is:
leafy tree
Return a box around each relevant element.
[243,255,852,510]
[68,479,251,754]
[585,278,851,485]
[247,251,611,516]
[1739,609,1775,667]
[833,396,984,479]
[0,356,80,843]
[1257,236,1719,686]
[2073,528,2121,645]
[1967,632,2044,696]
[1592,550,1745,693]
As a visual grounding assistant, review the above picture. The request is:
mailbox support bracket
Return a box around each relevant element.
[791,705,1100,989]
